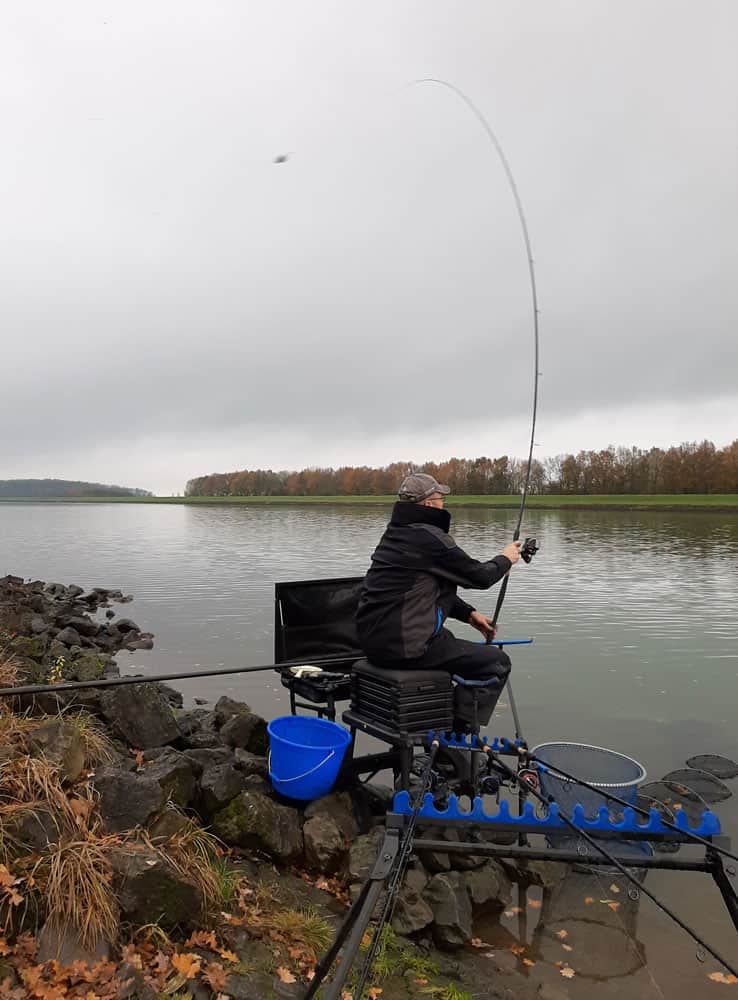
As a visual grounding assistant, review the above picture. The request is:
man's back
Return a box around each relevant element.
[357,499,511,662]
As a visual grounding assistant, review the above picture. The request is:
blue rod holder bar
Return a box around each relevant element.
[391,791,722,838]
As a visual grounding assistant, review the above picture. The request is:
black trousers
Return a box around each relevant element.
[378,628,511,728]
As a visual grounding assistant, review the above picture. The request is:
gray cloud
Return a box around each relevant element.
[2,1,736,494]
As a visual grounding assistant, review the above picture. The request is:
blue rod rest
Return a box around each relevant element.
[427,731,523,751]
[391,791,722,838]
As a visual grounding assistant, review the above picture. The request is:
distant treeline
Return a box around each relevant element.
[186,439,738,497]
[0,479,152,498]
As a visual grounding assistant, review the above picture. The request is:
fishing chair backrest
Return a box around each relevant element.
[273,576,365,665]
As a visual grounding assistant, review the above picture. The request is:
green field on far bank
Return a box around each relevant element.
[2,494,738,510]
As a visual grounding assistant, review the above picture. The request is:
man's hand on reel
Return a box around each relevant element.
[503,540,522,564]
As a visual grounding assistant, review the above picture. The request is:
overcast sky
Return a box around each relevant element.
[2,1,736,495]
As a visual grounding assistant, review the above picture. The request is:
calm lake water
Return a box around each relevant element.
[2,502,737,996]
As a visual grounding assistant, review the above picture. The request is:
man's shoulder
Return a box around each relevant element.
[408,522,457,550]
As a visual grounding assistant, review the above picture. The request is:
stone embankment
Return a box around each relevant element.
[0,575,567,1000]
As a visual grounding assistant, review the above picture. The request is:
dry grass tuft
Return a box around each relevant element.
[34,836,120,949]
[66,711,116,767]
[0,754,76,831]
[0,650,19,691]
[158,820,225,914]
[266,906,333,957]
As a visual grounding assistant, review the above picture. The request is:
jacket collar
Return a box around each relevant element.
[390,501,451,533]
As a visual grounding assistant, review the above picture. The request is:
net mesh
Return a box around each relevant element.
[533,742,646,819]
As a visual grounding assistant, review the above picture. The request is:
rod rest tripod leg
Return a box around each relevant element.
[709,848,738,933]
[305,826,401,1000]
[302,880,372,1000]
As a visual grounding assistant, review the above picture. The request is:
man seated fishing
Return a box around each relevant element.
[356,472,521,730]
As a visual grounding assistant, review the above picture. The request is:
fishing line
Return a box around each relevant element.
[409,78,540,549]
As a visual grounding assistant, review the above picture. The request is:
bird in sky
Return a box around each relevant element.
[273,153,291,164]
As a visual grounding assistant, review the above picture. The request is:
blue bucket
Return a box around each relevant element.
[267,715,352,801]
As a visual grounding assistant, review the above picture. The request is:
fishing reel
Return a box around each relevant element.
[520,537,539,563]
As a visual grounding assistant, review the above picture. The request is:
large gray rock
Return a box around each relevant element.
[70,651,108,682]
[500,858,568,890]
[219,711,268,754]
[304,791,359,841]
[142,749,196,806]
[59,614,99,637]
[199,762,244,815]
[348,827,385,884]
[465,860,513,911]
[303,814,346,874]
[213,695,252,727]
[423,871,473,950]
[93,767,165,833]
[98,682,181,748]
[233,749,270,776]
[114,618,139,634]
[10,635,46,661]
[29,718,85,783]
[184,747,232,776]
[211,790,303,863]
[7,808,60,852]
[36,920,111,966]
[392,865,433,936]
[110,847,203,928]
[54,626,82,647]
[147,803,192,840]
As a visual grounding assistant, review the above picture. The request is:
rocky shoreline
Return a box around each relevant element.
[0,574,573,1000]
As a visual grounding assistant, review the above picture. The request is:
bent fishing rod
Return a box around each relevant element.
[485,746,738,977]
[412,80,540,739]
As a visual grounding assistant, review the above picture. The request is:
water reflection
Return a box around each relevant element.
[532,868,647,982]
[1,501,737,996]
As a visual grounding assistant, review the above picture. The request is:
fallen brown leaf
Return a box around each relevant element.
[562,943,573,952]
[708,972,738,984]
[528,899,542,909]
[560,966,576,979]
[203,962,228,992]
[170,952,201,979]
[584,896,594,905]
[276,966,297,984]
[555,929,568,939]
[609,883,621,893]
[186,930,218,951]
[523,958,535,967]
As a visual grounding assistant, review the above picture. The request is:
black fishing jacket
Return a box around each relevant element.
[356,502,512,662]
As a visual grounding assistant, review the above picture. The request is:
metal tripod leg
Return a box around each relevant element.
[304,826,400,1000]
[709,847,738,933]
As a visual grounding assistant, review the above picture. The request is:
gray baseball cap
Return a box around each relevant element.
[398,473,451,503]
